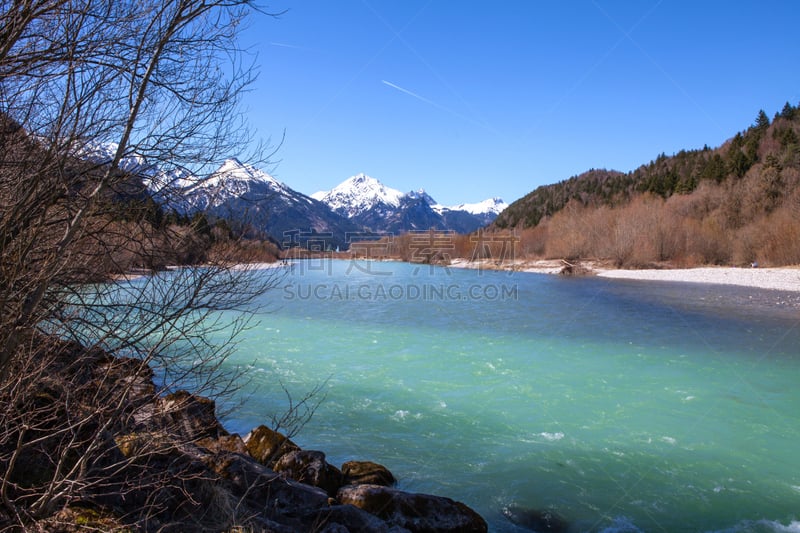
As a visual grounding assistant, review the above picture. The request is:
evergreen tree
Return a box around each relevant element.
[728,148,750,178]
[780,101,795,120]
[773,126,798,148]
[699,154,727,183]
[755,109,770,131]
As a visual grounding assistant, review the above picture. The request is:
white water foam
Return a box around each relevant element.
[707,519,800,533]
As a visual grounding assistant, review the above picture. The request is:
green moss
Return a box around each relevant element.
[62,504,131,532]
[245,425,298,466]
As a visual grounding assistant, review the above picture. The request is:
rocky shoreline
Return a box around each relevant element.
[14,338,486,532]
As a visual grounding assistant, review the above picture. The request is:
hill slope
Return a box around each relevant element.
[491,103,800,267]
[495,104,799,230]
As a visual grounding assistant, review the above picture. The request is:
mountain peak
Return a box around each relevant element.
[447,197,508,215]
[174,158,288,212]
[313,174,506,230]
[213,158,279,186]
[405,188,437,205]
[315,173,405,217]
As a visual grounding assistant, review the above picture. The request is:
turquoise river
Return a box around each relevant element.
[218,260,800,532]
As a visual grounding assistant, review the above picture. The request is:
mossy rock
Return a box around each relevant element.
[114,431,173,458]
[341,460,396,486]
[244,425,299,466]
[197,434,247,455]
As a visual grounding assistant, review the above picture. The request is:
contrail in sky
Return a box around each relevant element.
[381,80,438,107]
[270,42,307,50]
[381,79,490,130]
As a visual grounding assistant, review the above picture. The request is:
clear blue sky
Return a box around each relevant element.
[240,1,800,206]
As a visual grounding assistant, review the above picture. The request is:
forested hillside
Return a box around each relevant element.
[492,103,800,267]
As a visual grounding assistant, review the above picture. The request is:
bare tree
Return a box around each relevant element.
[0,0,285,528]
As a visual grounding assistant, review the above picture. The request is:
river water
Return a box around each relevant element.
[220,259,800,532]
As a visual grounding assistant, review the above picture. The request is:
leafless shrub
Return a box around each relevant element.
[0,0,292,528]
[268,379,330,441]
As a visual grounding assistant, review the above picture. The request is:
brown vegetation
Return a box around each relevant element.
[488,104,800,268]
[0,0,286,529]
[538,175,800,268]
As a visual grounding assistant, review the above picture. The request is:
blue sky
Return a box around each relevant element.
[240,1,800,205]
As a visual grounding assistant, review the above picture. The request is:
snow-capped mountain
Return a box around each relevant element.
[405,188,438,205]
[73,140,508,247]
[73,139,151,175]
[311,173,404,218]
[69,146,358,247]
[180,158,291,211]
[313,175,506,234]
[442,197,508,216]
[179,158,360,248]
[72,140,197,200]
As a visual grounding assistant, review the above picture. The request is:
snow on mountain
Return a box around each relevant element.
[208,158,282,188]
[72,142,288,202]
[315,173,506,220]
[177,158,360,248]
[151,166,196,191]
[405,188,437,205]
[71,140,196,197]
[314,173,405,218]
[443,197,508,216]
[180,158,299,211]
[312,174,506,234]
[73,140,152,175]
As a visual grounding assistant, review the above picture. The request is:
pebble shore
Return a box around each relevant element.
[595,266,800,292]
[448,258,800,293]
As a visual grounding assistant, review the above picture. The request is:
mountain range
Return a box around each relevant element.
[76,142,507,248]
[78,144,503,249]
[311,173,507,235]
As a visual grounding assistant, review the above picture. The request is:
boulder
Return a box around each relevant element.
[196,433,248,455]
[337,484,487,533]
[244,424,300,466]
[114,431,173,458]
[95,355,156,400]
[216,451,331,521]
[157,390,227,441]
[274,449,344,496]
[304,504,409,533]
[342,460,396,486]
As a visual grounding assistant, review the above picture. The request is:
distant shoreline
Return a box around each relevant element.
[130,258,800,293]
[448,258,800,293]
